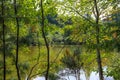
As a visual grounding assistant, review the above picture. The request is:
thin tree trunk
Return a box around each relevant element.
[78,70,80,80]
[40,0,50,80]
[93,0,104,80]
[1,0,6,80]
[13,0,21,80]
[27,63,39,80]
[74,70,78,80]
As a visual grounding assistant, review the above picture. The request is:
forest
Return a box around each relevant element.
[0,0,120,80]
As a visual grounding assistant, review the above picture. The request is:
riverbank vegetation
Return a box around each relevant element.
[0,0,120,80]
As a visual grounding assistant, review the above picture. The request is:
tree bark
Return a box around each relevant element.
[13,0,21,80]
[93,0,104,80]
[40,0,50,80]
[77,70,80,80]
[1,0,6,80]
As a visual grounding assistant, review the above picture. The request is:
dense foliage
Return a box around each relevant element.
[0,0,120,80]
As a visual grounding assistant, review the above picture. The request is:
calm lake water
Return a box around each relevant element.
[33,67,114,80]
[33,73,114,80]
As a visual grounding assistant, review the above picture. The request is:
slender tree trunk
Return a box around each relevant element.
[74,70,78,80]
[93,0,104,80]
[40,0,50,80]
[13,0,21,80]
[1,0,6,80]
[78,70,80,80]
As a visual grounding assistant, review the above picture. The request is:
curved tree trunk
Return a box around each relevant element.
[40,0,50,80]
[13,0,21,80]
[93,0,104,80]
[1,0,6,80]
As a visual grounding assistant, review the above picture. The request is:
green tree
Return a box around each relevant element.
[61,47,83,80]
[93,0,104,80]
[40,0,50,80]
[1,0,6,79]
[13,0,21,79]
[107,54,120,80]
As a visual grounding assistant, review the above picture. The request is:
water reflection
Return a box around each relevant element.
[33,67,114,80]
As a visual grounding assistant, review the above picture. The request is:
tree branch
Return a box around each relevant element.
[40,0,50,80]
[13,0,21,80]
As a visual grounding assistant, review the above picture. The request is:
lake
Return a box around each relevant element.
[33,67,114,80]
